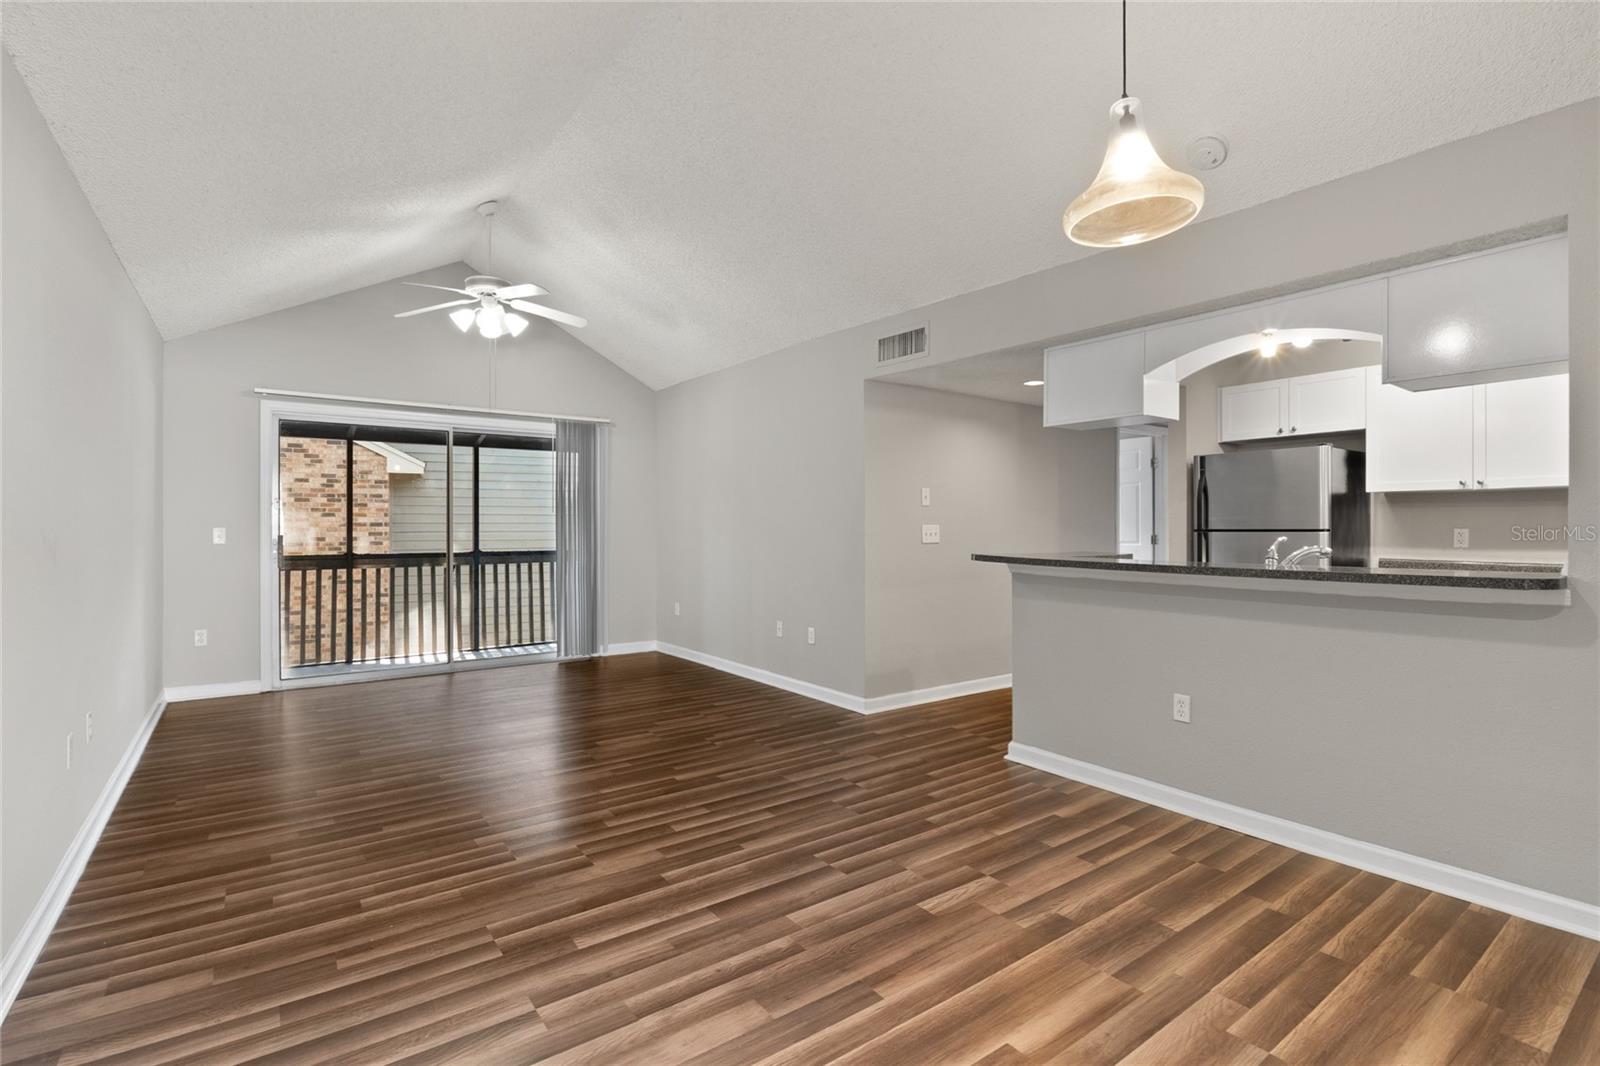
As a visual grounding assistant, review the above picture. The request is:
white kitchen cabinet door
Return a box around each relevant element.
[1287,368,1366,435]
[1385,235,1567,390]
[1476,373,1568,489]
[1217,380,1287,442]
[1364,366,1475,492]
[1044,332,1175,429]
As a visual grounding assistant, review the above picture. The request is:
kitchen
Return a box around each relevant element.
[877,216,1589,935]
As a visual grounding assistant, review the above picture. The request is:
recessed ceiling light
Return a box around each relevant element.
[1023,379,1045,387]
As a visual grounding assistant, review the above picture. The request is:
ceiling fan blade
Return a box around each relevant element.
[403,282,477,297]
[493,282,547,300]
[394,298,476,318]
[510,300,587,329]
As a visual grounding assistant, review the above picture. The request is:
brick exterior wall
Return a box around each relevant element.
[280,439,407,664]
[279,438,390,554]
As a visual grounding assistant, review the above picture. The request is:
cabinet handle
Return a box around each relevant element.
[1459,480,1467,487]
[1477,479,1485,486]
[1276,428,1283,434]
[1291,426,1297,433]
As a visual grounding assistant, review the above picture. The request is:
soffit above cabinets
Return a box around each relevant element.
[1043,234,1569,429]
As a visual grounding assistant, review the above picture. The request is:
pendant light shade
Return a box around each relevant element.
[1063,96,1204,248]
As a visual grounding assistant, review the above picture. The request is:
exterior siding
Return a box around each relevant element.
[388,443,555,552]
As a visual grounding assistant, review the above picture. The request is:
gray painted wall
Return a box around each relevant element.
[163,266,657,687]
[864,382,1113,698]
[1010,572,1596,902]
[657,100,1599,902]
[1,54,165,958]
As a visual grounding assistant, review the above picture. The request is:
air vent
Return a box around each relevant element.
[877,326,928,364]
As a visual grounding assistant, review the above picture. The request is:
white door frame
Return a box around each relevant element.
[1115,426,1169,562]
[258,396,562,691]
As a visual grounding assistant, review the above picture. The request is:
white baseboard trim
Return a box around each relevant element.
[656,643,868,713]
[163,680,265,703]
[1,692,169,1022]
[1007,741,1600,941]
[862,674,1011,715]
[603,640,661,656]
[654,644,1010,718]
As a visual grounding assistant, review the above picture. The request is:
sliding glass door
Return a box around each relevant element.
[274,418,557,681]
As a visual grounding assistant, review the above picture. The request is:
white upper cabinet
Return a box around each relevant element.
[1216,368,1366,442]
[1365,366,1568,492]
[1365,366,1475,491]
[1385,235,1568,391]
[1217,380,1288,442]
[1287,368,1367,436]
[1044,333,1177,429]
[1476,373,1569,490]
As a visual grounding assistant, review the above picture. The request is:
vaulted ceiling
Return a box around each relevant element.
[5,2,1596,389]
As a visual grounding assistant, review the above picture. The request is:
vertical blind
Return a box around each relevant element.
[554,419,604,658]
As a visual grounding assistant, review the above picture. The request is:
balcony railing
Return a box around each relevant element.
[280,550,555,670]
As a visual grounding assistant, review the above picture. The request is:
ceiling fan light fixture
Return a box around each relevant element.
[476,303,507,339]
[504,312,530,338]
[1064,97,1204,248]
[449,307,476,332]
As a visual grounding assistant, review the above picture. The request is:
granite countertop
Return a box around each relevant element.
[971,552,1568,592]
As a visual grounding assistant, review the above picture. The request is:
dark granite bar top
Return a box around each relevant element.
[1376,557,1566,574]
[972,552,1568,592]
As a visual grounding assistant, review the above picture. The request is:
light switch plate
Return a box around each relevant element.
[921,524,941,544]
[775,620,783,637]
[807,627,815,645]
[921,487,931,507]
[212,527,227,545]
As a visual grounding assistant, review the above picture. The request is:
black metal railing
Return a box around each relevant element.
[280,550,555,670]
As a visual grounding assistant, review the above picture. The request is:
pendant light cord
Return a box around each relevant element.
[1121,0,1128,99]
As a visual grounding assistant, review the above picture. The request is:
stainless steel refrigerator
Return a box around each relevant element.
[1191,445,1369,567]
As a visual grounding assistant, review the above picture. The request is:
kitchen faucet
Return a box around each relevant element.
[1263,536,1288,568]
[1282,544,1334,570]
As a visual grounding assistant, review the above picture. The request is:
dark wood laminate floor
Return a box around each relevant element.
[4,652,1597,1065]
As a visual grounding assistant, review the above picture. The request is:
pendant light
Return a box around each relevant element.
[1063,0,1204,248]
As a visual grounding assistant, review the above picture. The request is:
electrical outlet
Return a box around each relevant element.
[86,711,94,743]
[673,601,681,617]
[194,628,208,647]
[1452,528,1470,549]
[66,732,73,770]
[921,487,931,507]
[212,527,227,545]
[1172,693,1192,723]
[921,524,941,544]
[775,620,783,637]
[807,627,816,645]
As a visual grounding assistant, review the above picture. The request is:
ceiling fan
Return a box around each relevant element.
[395,201,587,338]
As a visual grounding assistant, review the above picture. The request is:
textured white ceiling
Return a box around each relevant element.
[5,2,1596,389]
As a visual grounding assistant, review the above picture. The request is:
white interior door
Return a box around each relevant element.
[1118,436,1154,561]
